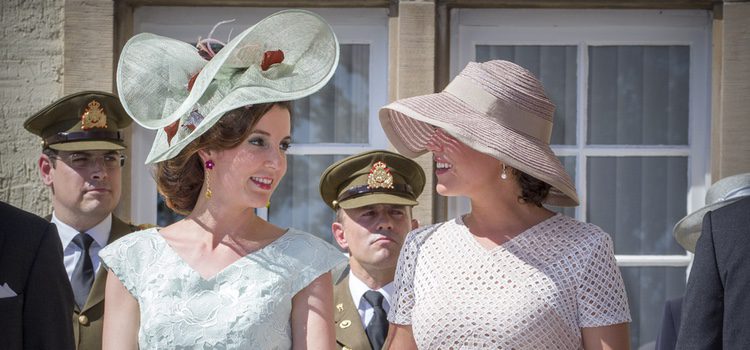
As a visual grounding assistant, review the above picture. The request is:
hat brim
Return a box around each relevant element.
[673,196,746,252]
[379,91,579,207]
[50,140,126,152]
[338,193,419,210]
[117,10,339,164]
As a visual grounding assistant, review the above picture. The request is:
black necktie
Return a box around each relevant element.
[363,290,388,350]
[71,232,95,308]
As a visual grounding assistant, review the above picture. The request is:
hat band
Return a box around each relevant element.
[443,75,553,143]
[44,131,123,147]
[337,184,415,204]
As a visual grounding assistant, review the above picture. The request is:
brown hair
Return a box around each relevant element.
[155,101,292,215]
[511,168,551,207]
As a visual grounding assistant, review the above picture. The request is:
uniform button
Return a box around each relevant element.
[78,315,89,325]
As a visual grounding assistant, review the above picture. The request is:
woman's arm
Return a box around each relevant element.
[291,272,335,350]
[102,269,140,350]
[383,323,418,350]
[581,323,630,350]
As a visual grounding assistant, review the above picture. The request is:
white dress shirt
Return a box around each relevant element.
[348,272,394,327]
[52,213,111,282]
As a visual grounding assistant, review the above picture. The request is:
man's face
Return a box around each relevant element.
[40,150,123,222]
[333,204,418,271]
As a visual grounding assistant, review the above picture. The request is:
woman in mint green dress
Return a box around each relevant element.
[99,10,345,349]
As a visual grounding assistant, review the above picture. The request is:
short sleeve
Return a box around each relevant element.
[99,229,160,299]
[388,224,437,325]
[287,231,347,294]
[576,228,631,327]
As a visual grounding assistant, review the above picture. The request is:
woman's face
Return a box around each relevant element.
[210,104,291,209]
[425,129,502,197]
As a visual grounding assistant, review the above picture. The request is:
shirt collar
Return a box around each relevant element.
[51,212,111,249]
[348,271,394,311]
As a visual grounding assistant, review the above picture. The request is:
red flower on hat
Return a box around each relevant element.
[187,71,201,92]
[261,50,284,71]
[164,120,180,145]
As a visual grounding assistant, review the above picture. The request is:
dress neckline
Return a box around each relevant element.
[455,213,560,253]
[154,227,292,281]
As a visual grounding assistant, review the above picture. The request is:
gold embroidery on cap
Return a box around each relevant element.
[81,100,108,130]
[367,161,394,189]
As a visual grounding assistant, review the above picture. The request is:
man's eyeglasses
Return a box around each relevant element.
[51,152,126,170]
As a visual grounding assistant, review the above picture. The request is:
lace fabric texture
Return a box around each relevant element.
[388,213,631,349]
[99,228,346,349]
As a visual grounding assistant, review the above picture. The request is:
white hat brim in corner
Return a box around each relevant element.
[116,9,339,164]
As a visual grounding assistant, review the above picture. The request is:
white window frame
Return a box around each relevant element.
[129,7,389,224]
[449,9,712,269]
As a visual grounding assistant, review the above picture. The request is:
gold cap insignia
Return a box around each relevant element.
[367,161,394,189]
[81,100,108,130]
[339,319,352,329]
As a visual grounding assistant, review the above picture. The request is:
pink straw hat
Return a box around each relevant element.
[379,60,579,207]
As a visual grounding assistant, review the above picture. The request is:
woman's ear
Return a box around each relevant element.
[197,149,213,164]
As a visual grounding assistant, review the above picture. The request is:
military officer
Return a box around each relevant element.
[320,150,425,350]
[24,91,148,350]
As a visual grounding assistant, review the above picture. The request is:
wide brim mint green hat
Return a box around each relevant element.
[116,9,339,164]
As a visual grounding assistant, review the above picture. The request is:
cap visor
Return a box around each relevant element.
[338,193,418,209]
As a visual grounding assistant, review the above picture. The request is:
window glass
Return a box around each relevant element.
[588,156,688,255]
[620,266,687,349]
[293,44,370,144]
[269,154,348,243]
[588,46,689,145]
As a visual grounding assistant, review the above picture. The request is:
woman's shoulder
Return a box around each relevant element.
[280,228,338,249]
[403,219,456,248]
[271,229,345,261]
[537,214,614,259]
[106,227,161,250]
[543,214,610,241]
[275,229,347,293]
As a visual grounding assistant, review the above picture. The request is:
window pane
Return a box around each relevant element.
[587,157,687,254]
[269,154,348,244]
[546,156,577,218]
[292,44,370,143]
[476,45,577,145]
[621,266,686,350]
[588,46,689,145]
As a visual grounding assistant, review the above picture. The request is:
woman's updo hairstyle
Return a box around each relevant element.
[155,101,292,215]
[511,168,552,207]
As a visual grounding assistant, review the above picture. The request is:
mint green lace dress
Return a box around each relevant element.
[99,228,346,349]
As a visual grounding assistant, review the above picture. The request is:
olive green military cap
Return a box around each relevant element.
[24,91,132,151]
[319,150,426,210]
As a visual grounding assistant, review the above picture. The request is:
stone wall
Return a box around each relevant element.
[0,0,64,214]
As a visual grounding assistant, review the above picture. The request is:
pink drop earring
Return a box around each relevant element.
[500,163,508,180]
[205,159,215,198]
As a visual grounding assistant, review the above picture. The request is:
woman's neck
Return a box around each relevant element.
[465,185,554,241]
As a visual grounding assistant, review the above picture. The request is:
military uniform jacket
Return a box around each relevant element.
[57,215,139,350]
[334,272,373,350]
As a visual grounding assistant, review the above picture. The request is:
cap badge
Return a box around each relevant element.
[81,100,108,130]
[367,161,394,189]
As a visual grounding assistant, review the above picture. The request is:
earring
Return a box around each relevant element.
[205,159,214,198]
[500,163,508,180]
